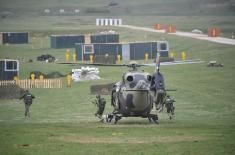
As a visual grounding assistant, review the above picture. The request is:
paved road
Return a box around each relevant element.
[120,25,235,46]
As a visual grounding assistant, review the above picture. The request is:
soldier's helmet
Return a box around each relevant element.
[96,94,101,99]
[25,90,29,93]
[167,95,170,98]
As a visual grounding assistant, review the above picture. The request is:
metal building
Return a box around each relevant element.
[90,34,119,43]
[50,34,119,48]
[75,41,169,61]
[50,35,85,49]
[0,59,19,80]
[1,32,28,44]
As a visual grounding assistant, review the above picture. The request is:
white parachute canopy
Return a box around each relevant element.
[72,66,100,81]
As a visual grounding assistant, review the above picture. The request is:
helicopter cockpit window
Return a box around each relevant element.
[125,74,152,88]
[127,76,133,82]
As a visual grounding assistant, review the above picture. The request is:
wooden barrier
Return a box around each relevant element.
[0,80,16,86]
[0,79,62,89]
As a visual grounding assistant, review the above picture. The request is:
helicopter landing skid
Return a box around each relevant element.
[106,113,122,124]
[147,114,159,124]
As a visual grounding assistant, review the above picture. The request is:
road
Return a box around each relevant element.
[119,25,235,46]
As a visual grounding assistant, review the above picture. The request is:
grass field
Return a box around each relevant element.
[0,0,235,154]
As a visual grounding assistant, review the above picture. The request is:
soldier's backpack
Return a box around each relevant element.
[24,94,33,104]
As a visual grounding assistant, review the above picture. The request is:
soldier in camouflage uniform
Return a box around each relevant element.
[165,95,175,120]
[93,94,106,120]
[20,90,35,118]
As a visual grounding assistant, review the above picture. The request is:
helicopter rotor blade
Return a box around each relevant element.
[143,59,204,66]
[57,62,127,67]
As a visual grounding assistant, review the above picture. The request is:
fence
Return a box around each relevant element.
[0,80,16,86]
[0,79,62,89]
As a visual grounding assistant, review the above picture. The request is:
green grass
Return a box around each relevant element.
[0,0,235,154]
[0,28,235,154]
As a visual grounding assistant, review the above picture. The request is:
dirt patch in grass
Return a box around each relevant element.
[15,144,43,149]
[0,85,25,99]
[49,135,207,144]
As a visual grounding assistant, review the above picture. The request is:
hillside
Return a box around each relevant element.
[0,0,235,38]
[0,0,235,15]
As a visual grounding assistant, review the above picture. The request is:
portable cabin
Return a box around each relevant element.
[90,34,119,43]
[75,41,169,61]
[50,35,85,49]
[1,32,28,44]
[0,59,19,80]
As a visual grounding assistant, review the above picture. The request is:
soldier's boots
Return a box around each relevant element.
[95,97,106,120]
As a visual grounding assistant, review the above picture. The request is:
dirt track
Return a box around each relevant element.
[120,25,235,46]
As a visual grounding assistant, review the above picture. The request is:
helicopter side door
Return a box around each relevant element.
[150,72,166,109]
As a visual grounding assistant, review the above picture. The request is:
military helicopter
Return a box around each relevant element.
[90,54,176,124]
[58,54,180,124]
[102,65,174,124]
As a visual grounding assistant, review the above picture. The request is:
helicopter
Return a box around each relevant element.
[98,65,175,124]
[90,54,176,124]
[58,54,206,124]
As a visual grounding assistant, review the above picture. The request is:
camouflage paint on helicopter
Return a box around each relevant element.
[112,71,153,117]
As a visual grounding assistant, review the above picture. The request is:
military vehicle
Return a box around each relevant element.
[207,61,223,67]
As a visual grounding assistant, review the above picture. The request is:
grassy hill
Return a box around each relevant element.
[0,0,235,37]
[0,0,235,155]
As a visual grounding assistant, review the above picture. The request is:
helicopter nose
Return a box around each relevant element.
[136,80,149,89]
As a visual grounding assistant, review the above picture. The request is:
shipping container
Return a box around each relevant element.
[50,35,85,49]
[208,27,220,37]
[75,41,169,61]
[129,42,158,60]
[153,23,163,30]
[75,43,121,61]
[2,32,28,44]
[90,34,119,43]
[165,25,176,33]
[0,59,19,80]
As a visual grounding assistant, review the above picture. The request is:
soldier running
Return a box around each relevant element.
[93,94,106,120]
[19,90,35,118]
[165,95,175,120]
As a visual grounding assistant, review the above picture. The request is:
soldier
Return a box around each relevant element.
[19,90,35,118]
[165,95,175,120]
[93,94,106,120]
